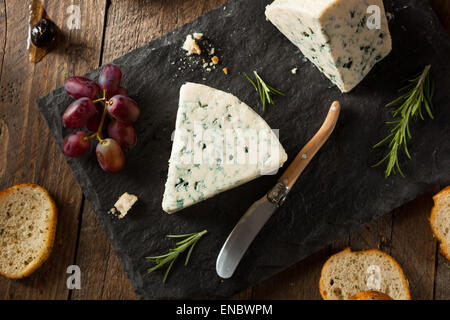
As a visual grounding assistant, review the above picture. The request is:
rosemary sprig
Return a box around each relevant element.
[244,71,285,112]
[146,230,208,283]
[373,65,434,178]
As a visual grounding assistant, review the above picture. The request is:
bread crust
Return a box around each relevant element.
[349,290,393,300]
[0,183,58,279]
[319,247,411,300]
[430,186,450,261]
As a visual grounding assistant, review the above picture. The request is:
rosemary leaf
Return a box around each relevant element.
[185,239,199,266]
[244,71,285,112]
[146,230,208,283]
[373,65,434,178]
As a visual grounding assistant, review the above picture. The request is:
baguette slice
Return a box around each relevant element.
[349,290,393,300]
[319,248,410,300]
[430,186,450,260]
[0,184,57,279]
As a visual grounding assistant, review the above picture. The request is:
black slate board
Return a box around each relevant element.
[37,0,450,299]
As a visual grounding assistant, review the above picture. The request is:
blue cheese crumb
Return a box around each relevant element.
[114,192,138,219]
[182,35,201,56]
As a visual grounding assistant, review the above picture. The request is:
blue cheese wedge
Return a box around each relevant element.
[265,0,392,92]
[162,83,288,214]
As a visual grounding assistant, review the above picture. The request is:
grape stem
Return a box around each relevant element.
[85,90,109,143]
[92,97,105,104]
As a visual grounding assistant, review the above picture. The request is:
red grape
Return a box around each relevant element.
[86,113,101,133]
[65,76,100,100]
[106,87,129,99]
[107,120,137,151]
[107,95,140,124]
[116,87,129,97]
[99,64,122,96]
[62,97,98,129]
[62,66,135,173]
[96,138,125,173]
[86,103,105,132]
[63,131,91,158]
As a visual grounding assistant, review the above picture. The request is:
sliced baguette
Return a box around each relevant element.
[0,184,57,279]
[349,290,393,300]
[430,186,450,260]
[319,248,410,300]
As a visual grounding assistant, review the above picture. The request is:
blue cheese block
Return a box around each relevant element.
[265,0,392,92]
[162,83,288,213]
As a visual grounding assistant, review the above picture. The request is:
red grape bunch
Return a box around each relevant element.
[62,64,139,173]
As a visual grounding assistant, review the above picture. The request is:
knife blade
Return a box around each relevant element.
[216,101,341,279]
[216,196,278,279]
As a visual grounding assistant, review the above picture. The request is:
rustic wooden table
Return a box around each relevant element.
[0,0,449,300]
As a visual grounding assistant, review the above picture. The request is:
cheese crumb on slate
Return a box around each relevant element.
[182,35,202,56]
[386,12,394,21]
[175,32,227,79]
[211,56,219,64]
[193,32,204,40]
[114,192,138,219]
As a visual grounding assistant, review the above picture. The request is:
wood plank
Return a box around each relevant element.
[70,202,136,300]
[433,185,450,300]
[390,191,439,300]
[250,237,349,300]
[434,251,450,300]
[0,0,106,299]
[0,0,5,79]
[72,0,228,300]
[99,247,138,300]
[0,0,6,180]
[349,214,393,253]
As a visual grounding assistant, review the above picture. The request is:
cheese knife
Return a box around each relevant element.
[216,101,341,279]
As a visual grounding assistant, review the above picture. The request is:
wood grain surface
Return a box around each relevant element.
[0,0,449,300]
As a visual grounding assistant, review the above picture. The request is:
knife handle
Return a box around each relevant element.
[278,101,340,190]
